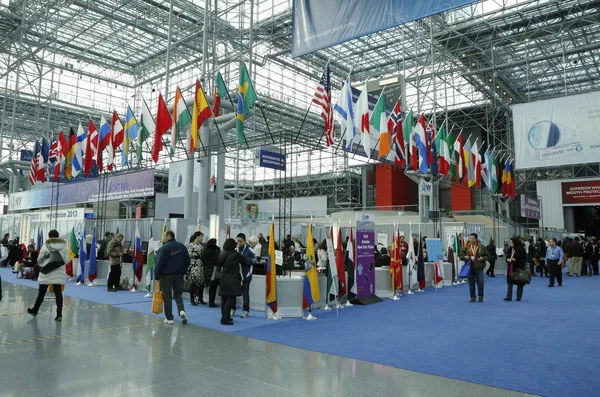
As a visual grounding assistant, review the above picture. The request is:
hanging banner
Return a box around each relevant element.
[255,146,286,171]
[562,180,600,205]
[520,195,541,219]
[292,0,479,57]
[355,212,375,299]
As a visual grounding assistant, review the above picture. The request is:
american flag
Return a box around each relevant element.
[48,136,58,181]
[312,64,334,146]
[29,141,39,185]
[388,100,405,167]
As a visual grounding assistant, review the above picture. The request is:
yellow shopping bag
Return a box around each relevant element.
[48,284,66,293]
[152,281,163,315]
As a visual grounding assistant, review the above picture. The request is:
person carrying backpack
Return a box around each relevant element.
[27,230,70,321]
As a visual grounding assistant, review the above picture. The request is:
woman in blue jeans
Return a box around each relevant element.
[505,237,527,301]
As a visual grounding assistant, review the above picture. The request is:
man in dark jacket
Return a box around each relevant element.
[106,234,124,292]
[375,248,391,267]
[486,239,497,277]
[155,231,191,325]
[582,237,593,276]
[0,233,9,245]
[567,237,583,277]
[234,233,256,319]
[460,233,489,303]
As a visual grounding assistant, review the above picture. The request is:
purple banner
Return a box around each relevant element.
[9,169,155,211]
[520,195,541,220]
[355,213,376,298]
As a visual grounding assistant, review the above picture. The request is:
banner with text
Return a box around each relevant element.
[562,180,600,205]
[520,195,541,219]
[513,91,600,170]
[355,212,376,299]
[292,0,479,57]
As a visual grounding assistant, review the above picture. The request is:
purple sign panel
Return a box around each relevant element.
[9,169,155,211]
[520,194,541,220]
[355,212,376,298]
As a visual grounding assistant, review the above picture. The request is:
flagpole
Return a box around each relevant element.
[407,222,414,295]
[323,221,333,311]
[344,219,355,307]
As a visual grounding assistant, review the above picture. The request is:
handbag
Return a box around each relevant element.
[458,259,472,278]
[211,266,221,281]
[152,281,163,314]
[40,246,65,274]
[511,268,531,285]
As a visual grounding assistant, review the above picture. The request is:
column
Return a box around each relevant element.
[217,151,225,221]
[197,125,210,220]
[184,157,194,218]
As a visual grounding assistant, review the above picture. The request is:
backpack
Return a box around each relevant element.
[40,246,65,274]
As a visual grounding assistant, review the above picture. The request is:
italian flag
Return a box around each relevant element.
[370,90,390,159]
[171,86,191,158]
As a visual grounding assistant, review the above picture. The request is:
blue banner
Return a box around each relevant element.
[257,147,286,171]
[292,0,479,57]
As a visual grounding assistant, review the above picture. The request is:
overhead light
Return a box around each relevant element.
[496,85,500,89]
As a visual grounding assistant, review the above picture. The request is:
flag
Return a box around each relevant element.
[84,120,98,177]
[212,72,227,117]
[370,90,390,159]
[395,229,403,290]
[190,80,211,154]
[407,232,417,287]
[266,223,277,312]
[171,86,191,157]
[77,229,87,283]
[414,114,429,174]
[448,243,456,282]
[55,130,67,181]
[326,227,338,297]
[355,85,371,156]
[29,141,39,185]
[65,227,78,277]
[145,223,156,291]
[390,228,398,292]
[484,148,492,192]
[36,139,49,182]
[48,137,57,179]
[132,225,144,282]
[138,97,155,163]
[98,115,111,172]
[153,93,172,163]
[348,226,357,295]
[463,138,474,187]
[209,174,215,192]
[88,228,97,283]
[417,235,426,290]
[471,139,481,188]
[236,62,257,145]
[334,77,356,151]
[302,224,320,310]
[124,104,139,167]
[109,111,124,171]
[404,110,416,170]
[72,122,85,178]
[437,124,450,177]
[336,227,347,297]
[507,159,516,200]
[453,131,465,180]
[501,159,508,197]
[64,128,76,179]
[312,64,335,146]
[36,227,43,252]
[389,100,405,167]
[434,259,445,286]
[427,123,438,177]
[490,151,499,193]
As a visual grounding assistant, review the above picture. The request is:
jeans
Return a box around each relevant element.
[160,274,185,321]
[234,281,251,312]
[107,265,121,290]
[486,260,496,276]
[221,296,236,322]
[547,259,563,286]
[506,280,523,300]
[468,270,484,298]
[32,284,63,316]
[585,259,593,276]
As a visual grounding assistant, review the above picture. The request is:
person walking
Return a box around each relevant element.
[546,238,564,287]
[504,237,527,301]
[106,234,125,292]
[27,230,69,321]
[460,233,489,303]
[154,231,191,325]
[567,236,584,277]
[233,233,256,319]
[186,232,204,306]
[535,237,548,278]
[217,238,244,325]
[201,238,220,307]
[582,237,593,277]
[591,238,600,276]
[486,238,497,277]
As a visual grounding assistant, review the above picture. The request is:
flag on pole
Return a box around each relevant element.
[437,124,450,177]
[395,228,403,290]
[212,72,227,117]
[370,90,390,159]
[302,223,320,310]
[334,77,356,151]
[108,111,124,171]
[236,62,257,145]
[138,97,155,164]
[490,151,499,193]
[389,100,405,167]
[336,227,347,297]
[463,138,474,186]
[390,227,398,292]
[124,104,139,167]
[65,227,78,277]
[132,225,144,282]
[48,136,57,180]
[484,147,492,191]
[153,93,172,163]
[471,139,481,188]
[266,222,278,313]
[407,231,417,289]
[427,123,438,177]
[171,86,191,158]
[145,223,156,291]
[29,141,39,185]
[434,259,445,286]
[326,227,338,297]
[404,110,417,170]
[64,128,76,179]
[348,226,357,295]
[414,114,429,174]
[190,80,211,154]
[312,64,335,147]
[454,131,464,180]
[355,85,371,157]
[84,120,98,176]
[72,122,85,178]
[507,159,516,200]
[88,228,97,283]
[77,229,87,283]
[97,115,111,172]
[36,139,49,182]
[417,235,426,290]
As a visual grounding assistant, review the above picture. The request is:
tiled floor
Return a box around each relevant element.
[0,282,538,397]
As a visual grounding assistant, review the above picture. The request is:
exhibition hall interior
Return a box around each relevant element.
[2,0,600,396]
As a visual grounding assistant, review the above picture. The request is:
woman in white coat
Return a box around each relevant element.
[27,230,70,321]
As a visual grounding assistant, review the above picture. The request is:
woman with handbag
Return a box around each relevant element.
[27,230,70,321]
[217,238,244,325]
[504,237,527,302]
[201,238,220,307]
[186,232,205,306]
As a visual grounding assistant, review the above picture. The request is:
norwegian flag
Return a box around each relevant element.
[312,64,335,146]
[388,100,405,167]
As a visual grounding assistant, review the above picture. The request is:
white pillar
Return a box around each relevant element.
[197,125,210,220]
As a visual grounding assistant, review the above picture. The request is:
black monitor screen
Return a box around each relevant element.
[122,241,131,251]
